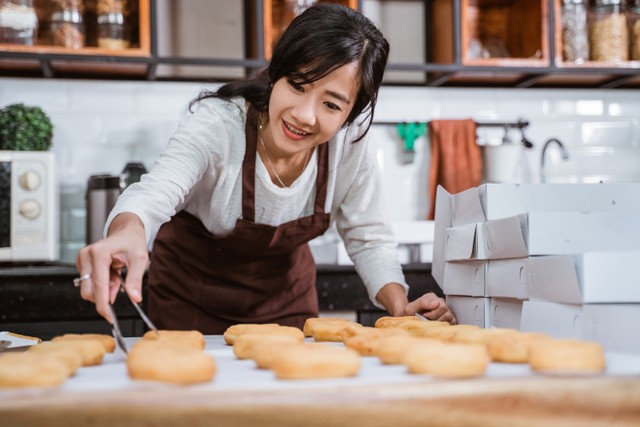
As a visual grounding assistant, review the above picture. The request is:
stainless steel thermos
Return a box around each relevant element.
[85,162,146,244]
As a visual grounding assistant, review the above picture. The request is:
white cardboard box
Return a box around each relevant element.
[490,297,524,330]
[446,295,491,328]
[520,300,583,339]
[528,253,640,303]
[458,183,640,224]
[432,184,640,287]
[521,300,640,354]
[444,211,640,262]
[443,258,529,299]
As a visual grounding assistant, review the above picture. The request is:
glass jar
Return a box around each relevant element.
[589,0,628,62]
[96,0,127,49]
[630,0,640,60]
[0,0,38,45]
[561,0,589,63]
[50,0,85,49]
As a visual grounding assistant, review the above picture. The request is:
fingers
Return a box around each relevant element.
[121,251,148,304]
[75,244,112,323]
[408,292,457,325]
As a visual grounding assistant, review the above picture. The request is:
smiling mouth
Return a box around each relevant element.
[284,121,310,136]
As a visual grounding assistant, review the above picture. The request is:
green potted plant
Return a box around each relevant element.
[0,103,54,151]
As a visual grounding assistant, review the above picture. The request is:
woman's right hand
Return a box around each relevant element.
[75,213,149,324]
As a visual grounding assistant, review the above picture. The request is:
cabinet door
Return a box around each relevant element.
[261,0,358,59]
[0,0,150,77]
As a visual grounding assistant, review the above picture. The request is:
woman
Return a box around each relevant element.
[75,4,456,333]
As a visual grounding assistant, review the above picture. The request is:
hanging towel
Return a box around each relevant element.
[427,119,483,220]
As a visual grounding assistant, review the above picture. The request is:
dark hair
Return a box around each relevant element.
[191,3,389,141]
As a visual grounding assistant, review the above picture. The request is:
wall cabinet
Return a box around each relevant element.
[0,0,639,88]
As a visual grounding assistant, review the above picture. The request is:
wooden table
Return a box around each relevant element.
[2,336,640,427]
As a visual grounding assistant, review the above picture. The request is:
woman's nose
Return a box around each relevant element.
[291,101,316,127]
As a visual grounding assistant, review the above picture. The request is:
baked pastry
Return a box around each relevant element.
[309,320,362,342]
[27,342,84,375]
[223,323,304,345]
[0,352,72,388]
[303,317,353,337]
[127,343,216,384]
[376,335,440,365]
[142,330,206,350]
[487,332,552,363]
[41,338,106,366]
[529,339,606,374]
[252,342,318,370]
[52,333,116,353]
[419,324,481,342]
[404,341,490,378]
[451,327,519,345]
[271,344,361,380]
[233,333,302,360]
[395,320,451,337]
[374,316,422,329]
[343,328,410,356]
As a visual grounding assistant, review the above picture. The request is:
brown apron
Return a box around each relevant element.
[147,105,330,334]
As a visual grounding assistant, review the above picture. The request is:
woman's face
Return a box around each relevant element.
[266,61,359,157]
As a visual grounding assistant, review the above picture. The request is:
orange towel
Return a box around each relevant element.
[427,119,483,220]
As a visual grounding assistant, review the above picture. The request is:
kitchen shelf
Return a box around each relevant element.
[0,0,639,88]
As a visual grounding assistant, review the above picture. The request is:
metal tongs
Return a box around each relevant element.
[109,283,159,354]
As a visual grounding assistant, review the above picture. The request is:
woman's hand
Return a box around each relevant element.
[404,293,457,324]
[75,213,148,323]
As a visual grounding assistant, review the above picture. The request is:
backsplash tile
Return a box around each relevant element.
[2,77,640,262]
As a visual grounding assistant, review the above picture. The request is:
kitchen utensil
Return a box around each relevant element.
[86,174,121,245]
[108,305,128,354]
[415,313,430,321]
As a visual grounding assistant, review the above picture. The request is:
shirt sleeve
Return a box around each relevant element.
[104,98,231,248]
[332,128,409,309]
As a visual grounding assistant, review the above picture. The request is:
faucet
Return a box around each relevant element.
[540,138,570,183]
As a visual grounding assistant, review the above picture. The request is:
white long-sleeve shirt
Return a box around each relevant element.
[106,96,408,306]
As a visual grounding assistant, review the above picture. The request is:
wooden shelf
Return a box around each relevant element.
[0,0,639,88]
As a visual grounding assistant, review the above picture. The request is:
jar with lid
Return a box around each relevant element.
[588,0,628,62]
[630,0,640,60]
[97,0,128,49]
[0,0,38,45]
[561,0,589,63]
[50,0,85,49]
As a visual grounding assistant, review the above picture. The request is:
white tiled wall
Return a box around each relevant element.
[1,78,639,262]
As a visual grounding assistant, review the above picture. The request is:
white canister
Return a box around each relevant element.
[482,144,526,183]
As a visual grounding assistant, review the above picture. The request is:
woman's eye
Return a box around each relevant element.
[288,79,304,92]
[325,102,341,111]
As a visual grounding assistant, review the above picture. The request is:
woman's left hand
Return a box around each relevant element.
[403,293,457,324]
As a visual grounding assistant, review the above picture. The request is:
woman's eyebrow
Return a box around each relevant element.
[326,90,351,105]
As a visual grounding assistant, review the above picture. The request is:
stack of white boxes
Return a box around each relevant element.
[432,183,640,355]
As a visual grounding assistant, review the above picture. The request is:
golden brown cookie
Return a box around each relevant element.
[420,324,481,342]
[271,344,361,380]
[52,333,116,353]
[487,332,552,363]
[252,342,318,370]
[529,339,606,374]
[0,352,72,388]
[343,328,410,356]
[27,342,84,375]
[374,316,422,329]
[451,327,519,345]
[42,339,106,366]
[127,345,216,384]
[303,317,353,337]
[142,330,206,350]
[404,341,490,378]
[309,320,362,342]
[223,323,304,345]
[376,335,440,365]
[233,333,302,359]
[396,320,452,337]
